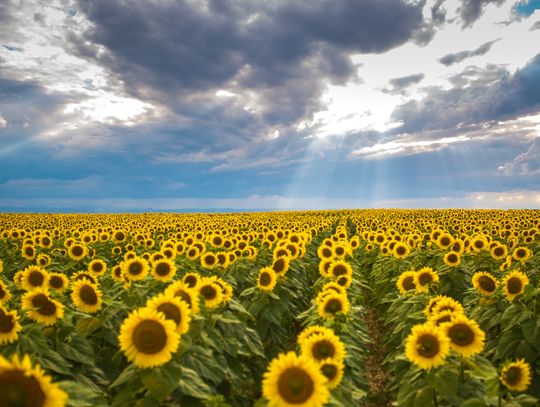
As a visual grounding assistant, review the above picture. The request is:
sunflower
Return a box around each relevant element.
[21,244,36,260]
[257,267,278,292]
[198,278,224,309]
[297,325,336,347]
[396,270,417,295]
[300,331,346,363]
[0,280,12,304]
[22,289,64,326]
[182,272,200,289]
[317,293,350,320]
[335,274,352,289]
[431,297,464,316]
[88,259,107,276]
[471,235,488,252]
[319,358,344,389]
[436,233,454,250]
[165,281,200,315]
[185,245,201,261]
[21,266,50,292]
[472,272,498,296]
[443,251,461,267]
[151,258,176,282]
[121,257,150,282]
[512,246,532,263]
[71,271,97,285]
[0,354,68,407]
[328,260,352,279]
[317,245,334,260]
[0,306,22,345]
[500,359,532,392]
[36,254,51,267]
[111,265,124,283]
[393,242,410,259]
[67,243,87,261]
[48,272,69,293]
[405,323,450,370]
[262,352,329,407]
[71,279,103,313]
[490,244,508,261]
[318,259,333,278]
[414,267,439,294]
[200,252,218,270]
[118,307,180,369]
[272,256,290,277]
[0,258,3,273]
[146,293,191,334]
[502,270,529,301]
[428,310,457,327]
[441,316,485,357]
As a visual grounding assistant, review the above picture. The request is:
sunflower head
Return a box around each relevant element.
[22,288,64,326]
[201,252,218,270]
[472,272,498,296]
[0,354,68,407]
[300,331,346,363]
[500,359,532,392]
[0,306,22,345]
[146,293,191,334]
[151,258,176,282]
[71,279,103,314]
[397,270,417,295]
[262,352,329,407]
[182,272,200,289]
[88,259,107,276]
[48,272,69,292]
[0,281,12,304]
[165,281,200,315]
[320,358,345,389]
[502,270,529,301]
[414,267,439,293]
[442,315,485,357]
[317,292,350,320]
[198,278,224,309]
[118,307,180,369]
[21,266,50,291]
[405,323,450,370]
[121,257,150,282]
[272,256,290,277]
[297,325,336,346]
[257,267,277,292]
[443,251,461,267]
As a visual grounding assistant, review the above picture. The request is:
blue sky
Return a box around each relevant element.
[0,0,539,211]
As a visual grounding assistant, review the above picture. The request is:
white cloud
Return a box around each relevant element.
[0,116,7,128]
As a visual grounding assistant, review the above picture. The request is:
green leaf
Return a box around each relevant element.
[413,386,434,407]
[177,367,213,400]
[75,317,103,336]
[59,380,108,407]
[140,363,182,402]
[467,356,498,380]
[109,364,138,389]
[460,398,487,407]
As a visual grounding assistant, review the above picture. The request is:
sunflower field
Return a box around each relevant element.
[0,210,539,407]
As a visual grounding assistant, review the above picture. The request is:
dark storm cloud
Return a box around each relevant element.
[392,53,540,133]
[72,0,426,129]
[438,40,499,66]
[431,0,447,24]
[530,20,540,30]
[459,0,505,28]
[387,73,425,93]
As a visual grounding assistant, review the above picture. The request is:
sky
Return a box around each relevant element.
[0,0,540,212]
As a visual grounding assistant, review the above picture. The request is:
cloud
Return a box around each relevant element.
[385,73,425,94]
[498,137,540,175]
[70,0,427,142]
[392,53,540,133]
[459,0,505,28]
[0,116,6,128]
[438,39,499,66]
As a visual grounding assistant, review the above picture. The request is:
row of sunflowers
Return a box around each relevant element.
[0,210,538,406]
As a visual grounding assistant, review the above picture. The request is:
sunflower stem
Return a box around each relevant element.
[432,391,439,407]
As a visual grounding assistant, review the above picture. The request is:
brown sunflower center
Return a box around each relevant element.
[334,247,344,256]
[416,334,440,358]
[402,276,416,291]
[336,276,349,287]
[49,276,64,289]
[447,254,458,263]
[91,263,104,273]
[418,272,433,285]
[157,303,181,326]
[321,364,338,380]
[273,259,286,273]
[200,285,218,300]
[31,294,57,316]
[132,319,168,354]
[0,285,6,299]
[396,246,406,256]
[478,276,496,293]
[79,285,98,305]
[448,323,474,346]
[332,265,347,277]
[129,262,143,275]
[277,367,315,404]
[28,271,44,287]
[440,237,450,246]
[0,369,46,407]
[515,249,527,258]
[505,366,522,386]
[493,247,504,256]
[507,277,523,294]
[0,312,15,333]
[324,298,343,314]
[259,272,272,286]
[24,247,34,257]
[321,248,332,258]
[312,340,335,360]
[435,315,452,325]
[71,246,83,256]
[174,290,193,308]
[155,263,171,276]
[204,255,216,266]
[184,275,198,287]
